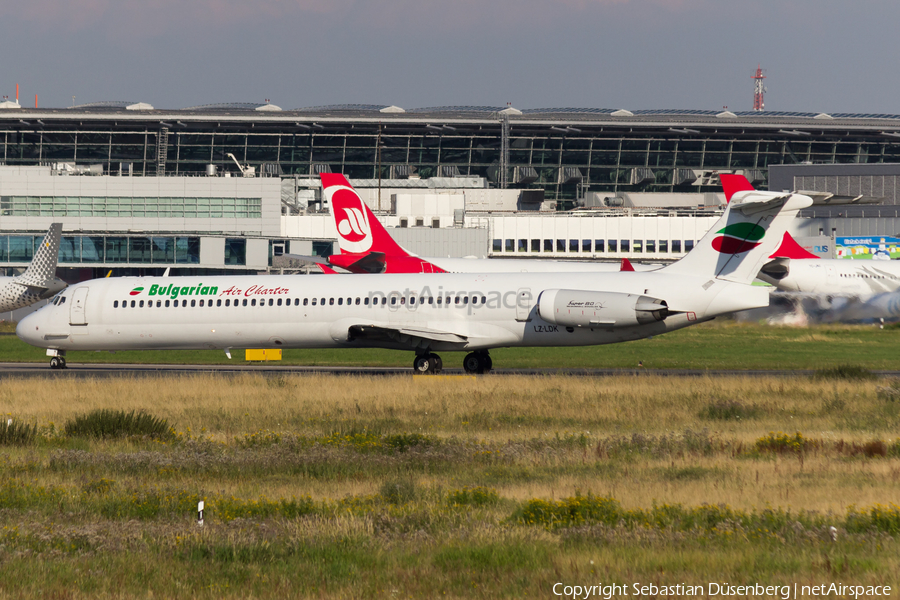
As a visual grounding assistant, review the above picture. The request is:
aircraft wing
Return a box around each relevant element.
[281,253,329,265]
[347,324,468,347]
[342,252,386,274]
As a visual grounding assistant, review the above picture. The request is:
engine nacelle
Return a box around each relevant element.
[538,289,669,328]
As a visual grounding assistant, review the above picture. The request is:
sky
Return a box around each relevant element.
[1,0,898,114]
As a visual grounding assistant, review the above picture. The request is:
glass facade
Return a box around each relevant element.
[1,111,898,206]
[0,196,262,218]
[224,238,246,266]
[0,235,200,264]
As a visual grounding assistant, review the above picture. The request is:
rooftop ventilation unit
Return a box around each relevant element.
[312,163,332,175]
[439,165,460,177]
[260,163,283,177]
[630,168,655,186]
[674,168,697,186]
[390,164,415,179]
[513,166,538,186]
[559,167,582,184]
[745,169,766,185]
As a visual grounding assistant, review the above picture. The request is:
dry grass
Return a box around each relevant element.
[1,373,899,597]
[0,372,892,438]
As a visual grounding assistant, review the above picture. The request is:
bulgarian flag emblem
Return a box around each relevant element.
[712,223,765,254]
[129,287,144,296]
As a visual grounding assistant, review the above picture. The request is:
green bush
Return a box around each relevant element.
[64,409,172,440]
[379,478,418,504]
[0,418,37,446]
[699,400,761,421]
[447,486,499,507]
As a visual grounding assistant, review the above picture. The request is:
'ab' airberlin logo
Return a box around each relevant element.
[712,223,766,254]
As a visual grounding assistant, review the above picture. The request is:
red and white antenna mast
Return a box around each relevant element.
[752,64,766,111]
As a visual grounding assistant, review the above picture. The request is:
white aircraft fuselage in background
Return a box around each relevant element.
[759,259,900,296]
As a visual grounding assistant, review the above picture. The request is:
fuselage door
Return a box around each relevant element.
[516,287,533,322]
[70,286,89,325]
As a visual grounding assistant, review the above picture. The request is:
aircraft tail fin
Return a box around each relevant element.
[16,223,63,287]
[770,232,821,259]
[620,258,635,272]
[662,185,813,285]
[321,173,411,257]
[720,174,756,203]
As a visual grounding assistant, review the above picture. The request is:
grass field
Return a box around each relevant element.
[1,319,899,370]
[1,373,899,598]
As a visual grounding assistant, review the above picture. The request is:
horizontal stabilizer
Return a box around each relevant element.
[799,190,882,206]
[733,192,792,216]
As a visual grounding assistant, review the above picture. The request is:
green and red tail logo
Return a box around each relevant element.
[712,223,765,254]
[129,287,144,296]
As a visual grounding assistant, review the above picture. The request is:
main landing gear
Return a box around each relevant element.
[463,351,492,375]
[412,350,493,375]
[413,353,443,374]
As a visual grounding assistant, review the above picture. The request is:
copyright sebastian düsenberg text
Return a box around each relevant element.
[551,582,892,599]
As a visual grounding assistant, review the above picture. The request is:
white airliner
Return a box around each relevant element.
[759,234,900,295]
[758,233,900,322]
[0,223,67,313]
[313,173,655,274]
[17,177,811,372]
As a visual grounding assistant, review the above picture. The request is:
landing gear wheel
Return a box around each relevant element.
[413,354,434,374]
[59,357,67,369]
[463,351,492,375]
[49,357,61,369]
[413,353,443,374]
[463,352,483,374]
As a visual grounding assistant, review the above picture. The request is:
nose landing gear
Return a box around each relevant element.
[49,355,67,369]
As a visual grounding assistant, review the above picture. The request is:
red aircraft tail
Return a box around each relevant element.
[769,232,820,259]
[718,174,755,203]
[321,173,410,257]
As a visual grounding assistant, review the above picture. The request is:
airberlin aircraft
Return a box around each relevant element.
[18,176,811,372]
[318,173,654,274]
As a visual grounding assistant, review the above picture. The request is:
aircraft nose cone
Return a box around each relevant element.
[16,312,43,347]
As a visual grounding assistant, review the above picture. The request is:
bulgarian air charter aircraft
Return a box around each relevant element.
[0,223,67,313]
[18,176,811,372]
[314,173,654,274]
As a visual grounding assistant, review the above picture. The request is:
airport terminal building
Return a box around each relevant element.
[2,101,900,278]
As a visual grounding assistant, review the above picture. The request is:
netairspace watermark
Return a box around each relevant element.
[551,582,892,599]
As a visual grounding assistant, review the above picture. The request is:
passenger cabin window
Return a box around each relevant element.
[165,300,171,307]
[114,300,119,308]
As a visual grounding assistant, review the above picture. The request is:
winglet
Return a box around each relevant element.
[719,174,755,203]
[769,232,821,259]
[620,258,635,272]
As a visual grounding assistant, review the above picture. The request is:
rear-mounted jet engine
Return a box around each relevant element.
[538,289,670,328]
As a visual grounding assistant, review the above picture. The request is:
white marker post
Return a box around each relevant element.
[198,501,205,526]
